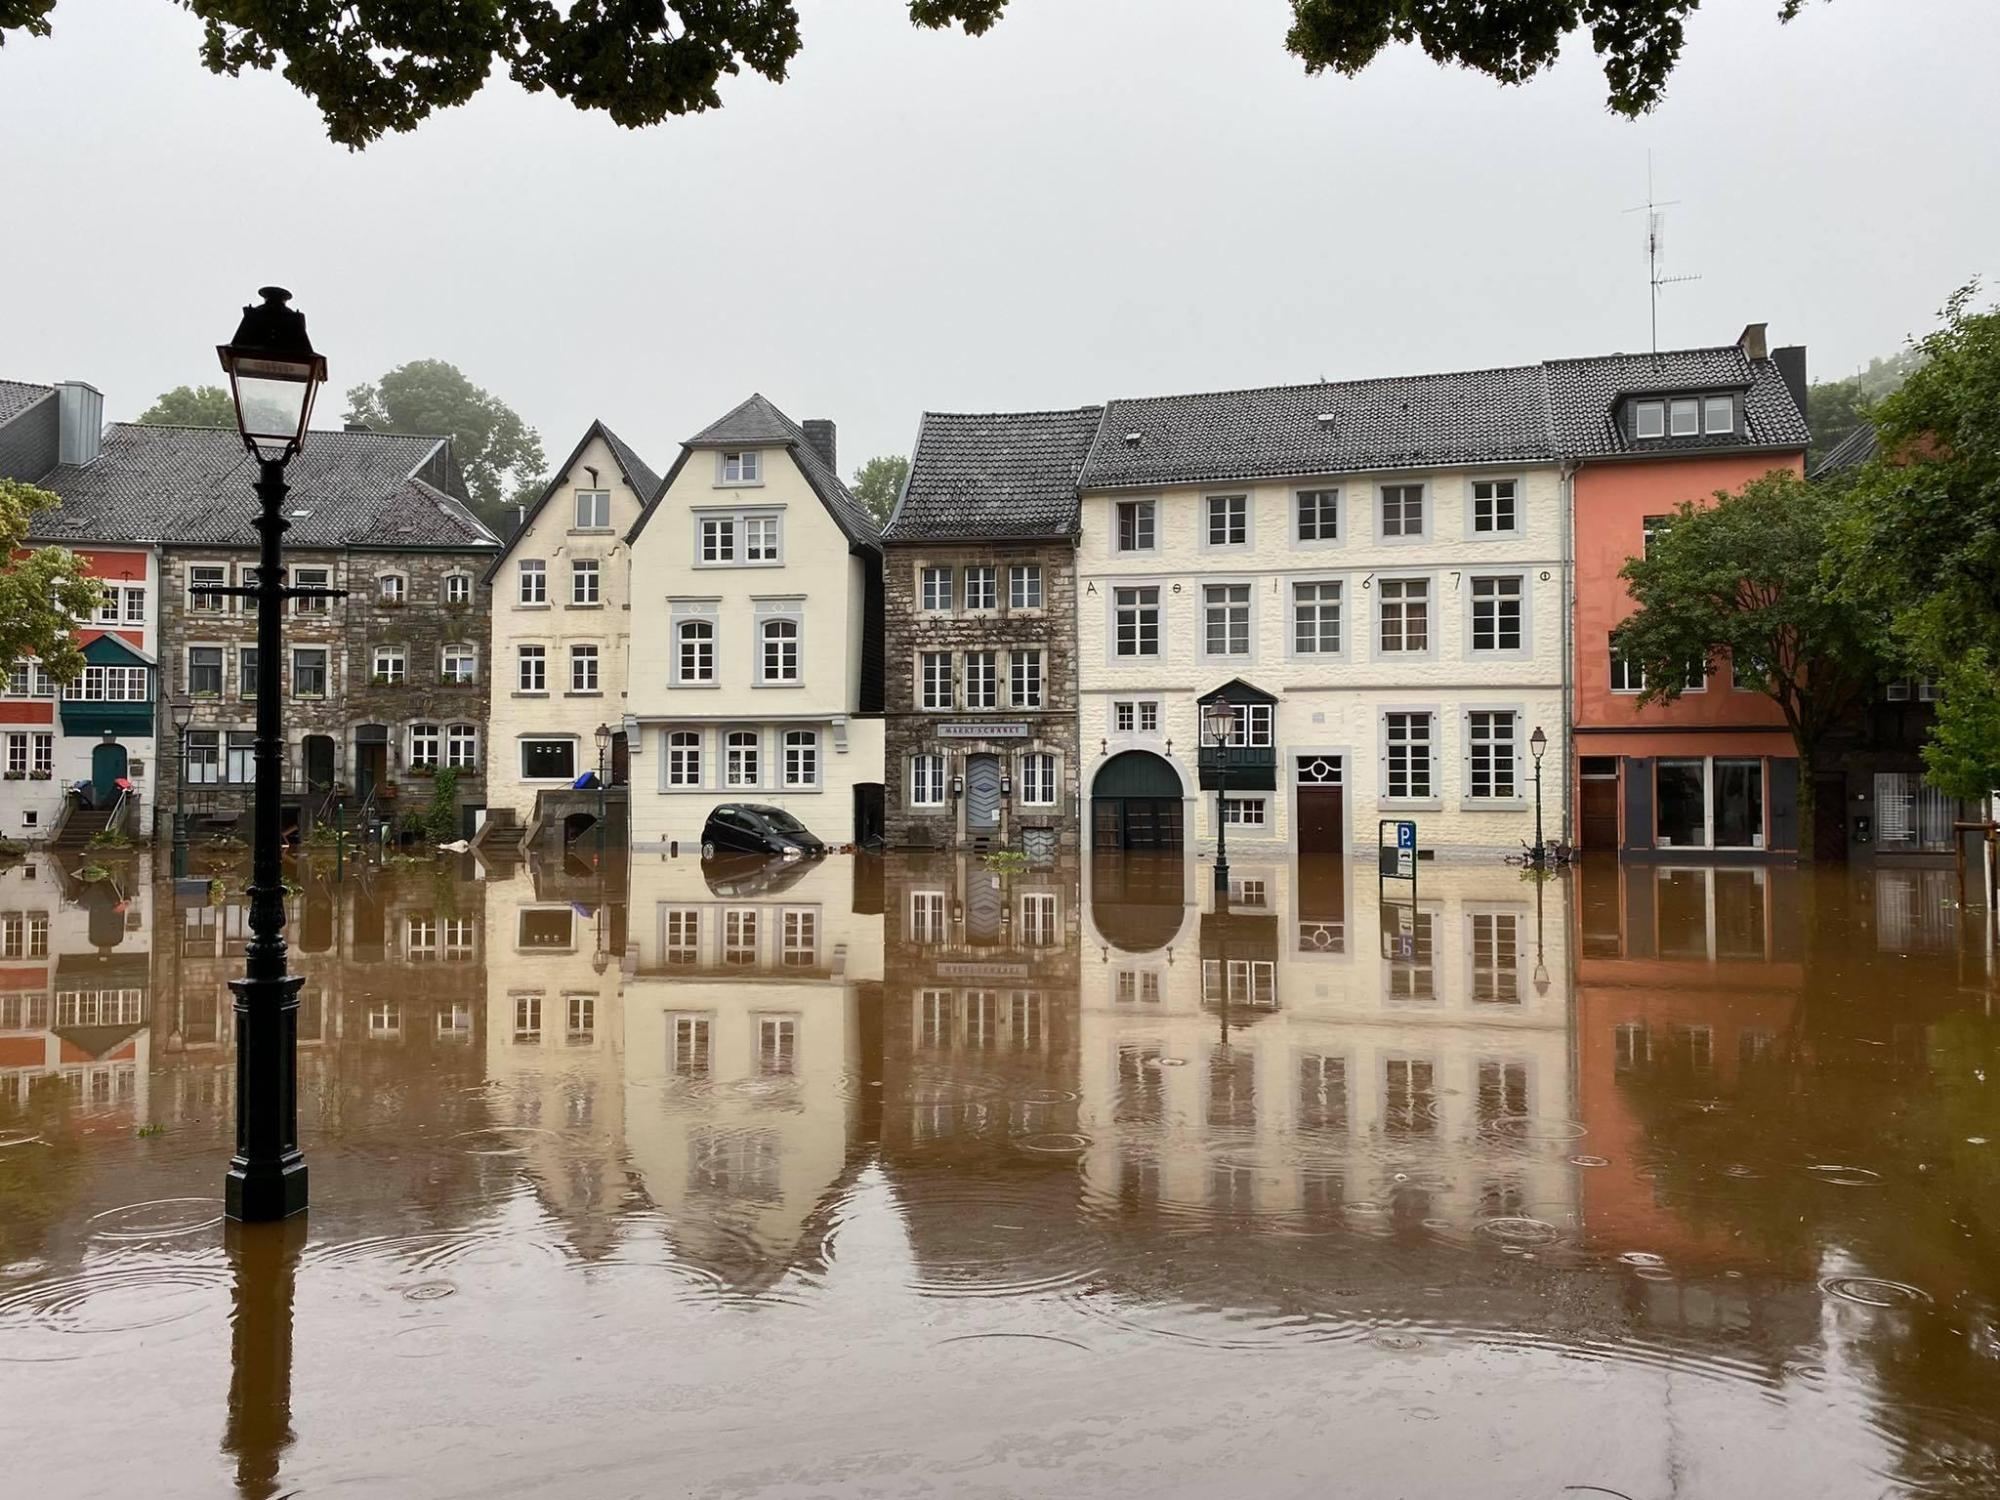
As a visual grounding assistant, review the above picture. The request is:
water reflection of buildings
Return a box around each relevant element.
[0,853,153,1117]
[621,853,882,1289]
[1078,853,1576,1229]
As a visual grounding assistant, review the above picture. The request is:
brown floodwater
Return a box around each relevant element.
[2,847,1997,1497]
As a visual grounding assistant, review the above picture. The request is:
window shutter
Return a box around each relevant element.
[1428,715,1441,793]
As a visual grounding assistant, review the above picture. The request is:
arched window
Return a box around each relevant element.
[377,573,408,606]
[442,643,477,684]
[446,724,479,769]
[725,730,759,787]
[442,572,472,607]
[408,723,441,768]
[761,618,799,683]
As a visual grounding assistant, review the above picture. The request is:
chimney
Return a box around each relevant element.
[1773,345,1809,423]
[55,381,104,466]
[1737,322,1770,362]
[802,419,837,472]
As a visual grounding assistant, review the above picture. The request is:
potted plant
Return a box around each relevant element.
[2,770,23,781]
[28,769,51,781]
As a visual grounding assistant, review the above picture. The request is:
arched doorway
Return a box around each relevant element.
[90,742,128,807]
[1091,751,1184,852]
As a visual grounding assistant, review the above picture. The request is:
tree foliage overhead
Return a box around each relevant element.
[136,384,235,427]
[1613,469,1888,858]
[1806,349,1920,468]
[1838,285,2000,800]
[344,360,546,531]
[0,480,104,686]
[850,454,909,527]
[0,0,1821,147]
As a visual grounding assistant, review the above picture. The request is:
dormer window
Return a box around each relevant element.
[720,451,761,485]
[1634,401,1666,439]
[1669,398,1700,437]
[1633,394,1737,440]
[1703,396,1735,435]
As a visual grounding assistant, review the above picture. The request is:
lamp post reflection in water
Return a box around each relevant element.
[223,1219,303,1500]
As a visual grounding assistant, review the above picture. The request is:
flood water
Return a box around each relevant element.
[3,846,1997,1498]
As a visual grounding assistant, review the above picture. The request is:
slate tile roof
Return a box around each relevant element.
[887,406,1105,541]
[1078,364,1555,490]
[1809,423,1879,480]
[636,393,880,552]
[1543,345,1811,457]
[599,424,661,506]
[485,419,658,579]
[0,380,52,426]
[26,424,498,550]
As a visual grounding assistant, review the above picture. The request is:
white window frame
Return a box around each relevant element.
[784,729,820,788]
[188,563,230,615]
[1467,477,1521,537]
[1113,700,1135,732]
[570,558,601,606]
[666,730,703,788]
[518,559,547,606]
[1633,400,1666,439]
[1295,487,1341,547]
[569,643,600,694]
[743,514,781,563]
[1202,581,1253,660]
[920,565,953,613]
[289,564,331,616]
[920,651,954,711]
[964,650,998,711]
[909,754,947,807]
[1379,707,1441,807]
[758,613,802,685]
[1220,796,1267,827]
[725,729,761,788]
[446,723,479,770]
[377,572,407,607]
[1008,563,1043,611]
[1019,751,1058,807]
[1114,498,1158,555]
[573,489,611,530]
[1112,583,1162,659]
[700,516,736,564]
[1375,574,1435,659]
[1608,639,1645,694]
[186,643,225,698]
[409,722,441,769]
[1378,482,1429,542]
[1669,398,1700,437]
[517,644,547,694]
[674,612,717,686]
[441,642,478,684]
[1702,396,1735,435]
[718,450,762,486]
[1203,493,1251,551]
[1466,573,1529,658]
[1289,578,1344,661]
[1461,707,1525,806]
[442,571,472,607]
[1009,648,1044,710]
[372,646,406,686]
[963,565,998,613]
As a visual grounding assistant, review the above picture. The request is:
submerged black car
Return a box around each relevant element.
[699,804,827,860]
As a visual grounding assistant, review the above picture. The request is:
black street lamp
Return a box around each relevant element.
[1529,724,1549,868]
[594,722,611,862]
[169,694,193,879]
[1201,699,1235,895]
[215,287,329,1224]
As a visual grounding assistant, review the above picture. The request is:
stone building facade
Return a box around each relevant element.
[881,408,1102,855]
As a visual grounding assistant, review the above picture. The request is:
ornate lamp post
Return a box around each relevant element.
[215,287,329,1223]
[1201,699,1236,894]
[169,694,193,879]
[1529,724,1549,868]
[594,722,611,862]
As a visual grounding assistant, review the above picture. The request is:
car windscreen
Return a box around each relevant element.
[760,809,809,834]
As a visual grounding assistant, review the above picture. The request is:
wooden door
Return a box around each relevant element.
[1580,775,1619,850]
[90,742,128,807]
[965,754,1002,831]
[611,731,630,787]
[1298,786,1344,856]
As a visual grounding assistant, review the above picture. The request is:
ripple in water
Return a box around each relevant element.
[1569,1155,1611,1168]
[450,1126,561,1157]
[0,1129,43,1149]
[1485,1115,1590,1143]
[1474,1216,1564,1247]
[87,1198,224,1243]
[1805,1164,1883,1187]
[0,1263,233,1360]
[1821,1276,1932,1308]
[835,1188,1108,1299]
[1016,1132,1092,1156]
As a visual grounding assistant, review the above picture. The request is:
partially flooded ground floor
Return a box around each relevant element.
[2,845,1997,1496]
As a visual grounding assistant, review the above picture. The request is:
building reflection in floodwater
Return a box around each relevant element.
[0,846,1997,1497]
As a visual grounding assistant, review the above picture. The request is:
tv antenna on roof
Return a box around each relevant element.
[1624,154,1700,354]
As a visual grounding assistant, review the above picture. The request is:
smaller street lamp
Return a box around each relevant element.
[169,694,193,879]
[1201,699,1237,894]
[594,723,612,861]
[1528,724,1549,867]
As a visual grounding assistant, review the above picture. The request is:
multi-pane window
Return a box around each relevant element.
[910,754,946,806]
[1470,914,1520,1003]
[725,729,760,787]
[722,451,760,484]
[672,1014,711,1076]
[784,730,818,787]
[372,647,405,685]
[1009,564,1042,609]
[62,665,150,701]
[567,994,595,1041]
[1466,710,1518,800]
[293,565,331,615]
[446,724,478,769]
[782,911,817,968]
[292,648,328,698]
[1221,797,1266,825]
[1206,493,1248,546]
[758,1015,798,1076]
[1020,752,1057,806]
[442,643,477,683]
[964,566,997,611]
[1114,701,1135,731]
[182,730,219,784]
[1114,586,1160,657]
[1642,515,1672,559]
[1297,488,1339,542]
[1020,893,1058,947]
[1609,641,1645,693]
[31,733,53,776]
[1384,711,1434,800]
[744,515,780,561]
[920,652,953,710]
[570,559,600,605]
[1293,581,1340,655]
[667,730,702,786]
[189,564,228,613]
[1138,701,1159,732]
[520,739,576,780]
[760,619,799,682]
[518,644,546,692]
[964,651,997,710]
[378,573,406,606]
[574,489,611,529]
[920,566,952,612]
[1225,702,1273,747]
[701,518,736,563]
[518,559,546,604]
[224,732,257,784]
[724,910,758,965]
[1299,1054,1348,1132]
[569,644,599,693]
[1009,649,1043,709]
[676,620,715,683]
[1380,484,1425,537]
[188,646,223,697]
[409,723,440,768]
[1113,499,1156,553]
[1472,479,1517,533]
[513,994,542,1043]
[1470,575,1523,652]
[1204,584,1250,656]
[664,912,699,967]
[1379,578,1429,652]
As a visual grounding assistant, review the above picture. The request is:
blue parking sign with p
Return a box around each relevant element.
[1396,821,1415,850]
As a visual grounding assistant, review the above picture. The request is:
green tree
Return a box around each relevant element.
[1806,350,1922,467]
[1,1,1817,148]
[343,360,546,531]
[1613,470,1887,860]
[136,384,236,428]
[0,481,102,685]
[850,455,909,527]
[1840,286,2000,801]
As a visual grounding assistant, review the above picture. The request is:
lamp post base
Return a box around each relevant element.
[1212,860,1229,892]
[225,1155,308,1223]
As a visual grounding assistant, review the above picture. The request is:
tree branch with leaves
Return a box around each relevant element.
[0,481,104,686]
[1613,469,1887,860]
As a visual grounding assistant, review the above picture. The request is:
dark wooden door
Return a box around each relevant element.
[611,731,630,787]
[1581,776,1619,850]
[303,735,336,792]
[91,742,127,807]
[1298,786,1344,855]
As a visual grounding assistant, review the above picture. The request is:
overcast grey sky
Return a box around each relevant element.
[3,0,1994,479]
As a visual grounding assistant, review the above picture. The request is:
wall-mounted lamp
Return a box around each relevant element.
[950,774,964,798]
[1100,738,1107,757]
[1000,775,1013,797]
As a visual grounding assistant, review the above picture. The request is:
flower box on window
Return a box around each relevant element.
[28,770,52,781]
[2,771,23,781]
[409,765,436,778]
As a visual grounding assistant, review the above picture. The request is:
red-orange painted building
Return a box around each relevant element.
[1549,327,1810,857]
